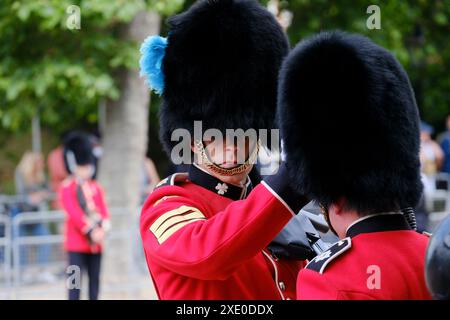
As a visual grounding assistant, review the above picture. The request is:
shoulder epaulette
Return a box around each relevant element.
[305,237,352,274]
[154,172,189,190]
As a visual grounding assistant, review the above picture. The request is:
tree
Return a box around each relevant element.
[281,0,450,130]
[0,0,184,131]
[98,11,160,211]
[0,0,184,199]
[178,0,450,130]
[1,0,449,185]
[0,0,185,287]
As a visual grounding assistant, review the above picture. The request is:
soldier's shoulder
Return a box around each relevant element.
[61,177,75,189]
[146,173,192,208]
[422,231,432,238]
[154,172,189,190]
[305,237,352,274]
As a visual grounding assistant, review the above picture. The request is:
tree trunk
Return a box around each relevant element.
[98,11,160,298]
[99,11,160,209]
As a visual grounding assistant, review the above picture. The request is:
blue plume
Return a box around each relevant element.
[139,35,168,95]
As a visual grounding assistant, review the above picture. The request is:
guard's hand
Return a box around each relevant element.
[90,227,105,244]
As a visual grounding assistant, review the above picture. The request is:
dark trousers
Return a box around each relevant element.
[67,251,102,300]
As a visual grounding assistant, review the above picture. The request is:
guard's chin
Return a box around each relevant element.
[218,163,241,169]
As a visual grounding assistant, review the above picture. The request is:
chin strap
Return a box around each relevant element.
[319,203,339,237]
[194,139,260,176]
[401,207,418,231]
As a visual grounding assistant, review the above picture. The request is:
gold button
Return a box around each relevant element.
[286,297,291,300]
[279,281,285,291]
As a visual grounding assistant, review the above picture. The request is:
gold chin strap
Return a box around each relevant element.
[319,203,339,237]
[194,139,260,176]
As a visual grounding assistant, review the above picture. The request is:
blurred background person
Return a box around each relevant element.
[48,130,102,209]
[133,156,161,273]
[139,156,160,204]
[13,151,52,278]
[14,151,50,212]
[420,122,444,198]
[47,134,70,210]
[438,115,450,175]
[59,132,110,300]
[62,130,102,182]
[419,121,444,232]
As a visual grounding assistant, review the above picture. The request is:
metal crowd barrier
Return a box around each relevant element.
[0,214,12,296]
[429,173,450,231]
[11,210,65,291]
[3,190,448,299]
[0,207,152,299]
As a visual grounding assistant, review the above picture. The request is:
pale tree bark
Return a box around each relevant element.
[98,11,160,298]
[100,11,160,209]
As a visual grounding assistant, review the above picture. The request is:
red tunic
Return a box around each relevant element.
[60,178,110,254]
[297,213,432,300]
[140,164,308,300]
[47,146,69,209]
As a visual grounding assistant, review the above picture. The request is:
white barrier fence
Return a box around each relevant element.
[428,173,450,230]
[0,214,12,296]
[0,208,155,300]
[1,181,450,300]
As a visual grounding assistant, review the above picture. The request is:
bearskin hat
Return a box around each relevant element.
[63,131,95,173]
[141,0,289,154]
[278,31,422,213]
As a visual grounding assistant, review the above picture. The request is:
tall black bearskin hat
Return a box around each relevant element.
[63,132,95,173]
[425,215,450,300]
[278,31,422,213]
[140,0,289,154]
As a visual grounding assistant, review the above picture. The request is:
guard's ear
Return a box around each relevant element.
[191,140,197,154]
[332,198,347,216]
[139,35,168,95]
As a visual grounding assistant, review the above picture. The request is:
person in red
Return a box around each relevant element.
[59,132,110,300]
[139,0,310,300]
[277,31,432,300]
[47,143,68,209]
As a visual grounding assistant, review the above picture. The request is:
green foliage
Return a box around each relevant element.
[1,0,449,134]
[0,0,183,133]
[163,0,450,131]
[283,0,450,130]
[147,0,185,15]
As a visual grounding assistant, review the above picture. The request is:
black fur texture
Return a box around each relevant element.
[159,0,289,153]
[278,31,422,213]
[64,132,94,166]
